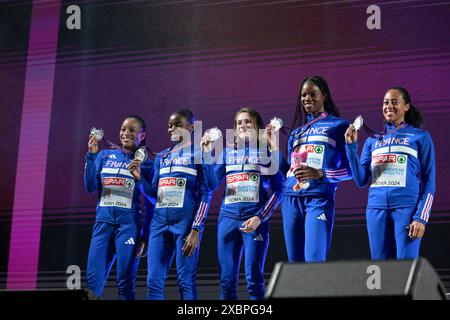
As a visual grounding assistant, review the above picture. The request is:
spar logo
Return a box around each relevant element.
[159,177,177,187]
[372,154,406,164]
[103,177,134,188]
[227,173,250,184]
[302,145,315,153]
[314,145,324,154]
[159,177,185,187]
[226,173,259,184]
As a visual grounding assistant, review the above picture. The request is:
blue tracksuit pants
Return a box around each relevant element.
[217,216,269,300]
[86,221,140,300]
[146,216,201,300]
[366,207,421,260]
[281,195,335,262]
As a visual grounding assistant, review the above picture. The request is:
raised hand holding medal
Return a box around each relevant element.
[128,147,148,181]
[265,117,284,151]
[352,115,364,131]
[269,117,283,132]
[88,127,104,153]
[205,127,222,142]
[201,127,222,153]
[90,127,104,141]
[134,147,148,162]
[345,115,364,144]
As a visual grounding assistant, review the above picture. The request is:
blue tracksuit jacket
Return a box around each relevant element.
[84,148,155,299]
[203,145,284,300]
[283,113,352,194]
[142,143,212,300]
[281,113,352,262]
[345,122,436,224]
[204,146,284,222]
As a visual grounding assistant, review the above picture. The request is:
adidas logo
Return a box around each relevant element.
[125,237,135,245]
[253,234,264,242]
[317,213,327,221]
[108,154,117,159]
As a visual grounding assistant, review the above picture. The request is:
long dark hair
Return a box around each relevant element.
[126,114,146,148]
[291,76,340,129]
[388,86,423,128]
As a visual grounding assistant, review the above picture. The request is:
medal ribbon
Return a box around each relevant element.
[362,122,408,139]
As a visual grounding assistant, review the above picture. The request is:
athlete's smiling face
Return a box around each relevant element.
[168,113,193,142]
[300,81,325,116]
[120,118,145,150]
[383,89,409,126]
[235,112,256,140]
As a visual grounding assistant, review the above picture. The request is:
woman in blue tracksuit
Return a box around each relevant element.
[202,107,284,300]
[279,76,352,263]
[144,109,212,300]
[345,86,436,260]
[84,115,155,300]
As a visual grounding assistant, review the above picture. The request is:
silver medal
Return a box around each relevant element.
[135,147,148,162]
[90,127,104,141]
[353,115,364,131]
[205,127,222,142]
[270,117,283,132]
[301,181,310,189]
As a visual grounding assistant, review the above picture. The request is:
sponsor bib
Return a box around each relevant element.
[370,154,407,187]
[295,144,325,169]
[225,172,260,204]
[100,177,135,209]
[156,177,187,208]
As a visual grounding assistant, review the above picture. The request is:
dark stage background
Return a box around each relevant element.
[1,0,450,299]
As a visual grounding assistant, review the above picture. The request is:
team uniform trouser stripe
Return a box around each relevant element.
[193,202,207,227]
[261,195,278,219]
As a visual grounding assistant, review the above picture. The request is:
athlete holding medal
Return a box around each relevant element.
[276,76,352,263]
[201,108,284,300]
[345,87,436,260]
[84,115,154,300]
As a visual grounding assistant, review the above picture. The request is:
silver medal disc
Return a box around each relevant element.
[90,127,104,141]
[135,148,148,162]
[270,117,283,132]
[301,181,310,189]
[353,115,364,131]
[205,127,222,142]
